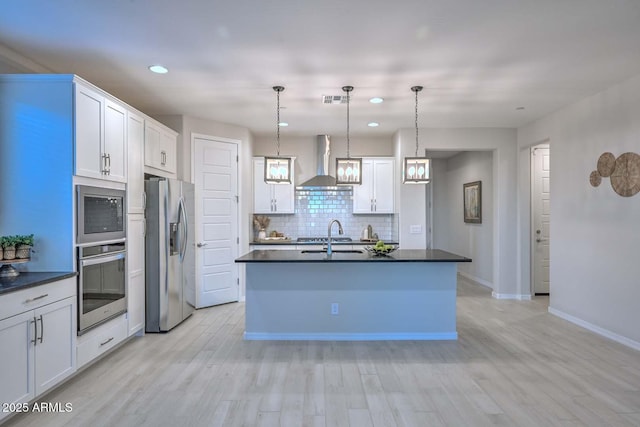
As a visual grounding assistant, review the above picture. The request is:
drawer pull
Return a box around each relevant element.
[100,337,114,347]
[24,294,49,304]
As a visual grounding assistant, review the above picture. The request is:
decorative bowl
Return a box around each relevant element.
[364,245,397,256]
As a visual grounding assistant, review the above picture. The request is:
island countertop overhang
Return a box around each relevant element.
[235,249,471,263]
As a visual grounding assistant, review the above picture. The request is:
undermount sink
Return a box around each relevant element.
[301,249,364,254]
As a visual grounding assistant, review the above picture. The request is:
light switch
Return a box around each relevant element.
[410,225,422,234]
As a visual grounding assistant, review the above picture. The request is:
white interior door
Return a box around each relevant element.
[532,145,550,294]
[194,136,239,308]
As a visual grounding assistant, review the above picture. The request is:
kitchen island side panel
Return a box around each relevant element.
[244,262,457,340]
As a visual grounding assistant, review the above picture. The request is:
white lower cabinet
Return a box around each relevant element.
[127,213,145,336]
[77,314,128,369]
[0,278,76,421]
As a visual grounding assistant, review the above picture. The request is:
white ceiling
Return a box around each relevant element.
[2,1,640,138]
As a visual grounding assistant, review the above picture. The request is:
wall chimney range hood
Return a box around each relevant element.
[296,135,351,191]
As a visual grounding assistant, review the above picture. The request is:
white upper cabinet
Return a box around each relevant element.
[74,82,127,182]
[144,120,177,178]
[353,157,395,214]
[127,111,145,214]
[253,157,295,214]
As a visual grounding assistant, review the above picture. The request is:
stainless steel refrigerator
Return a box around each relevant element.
[145,177,195,332]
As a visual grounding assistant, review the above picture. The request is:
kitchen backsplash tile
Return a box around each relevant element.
[254,189,398,241]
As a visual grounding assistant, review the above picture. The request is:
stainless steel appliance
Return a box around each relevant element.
[145,178,195,332]
[77,185,126,244]
[78,241,127,334]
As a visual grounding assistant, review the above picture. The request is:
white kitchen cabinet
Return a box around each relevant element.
[144,120,177,177]
[0,278,76,421]
[75,82,127,183]
[353,158,395,214]
[251,244,297,250]
[253,157,295,214]
[76,314,128,369]
[127,213,145,336]
[127,111,145,214]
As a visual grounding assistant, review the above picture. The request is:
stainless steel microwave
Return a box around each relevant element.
[76,185,126,244]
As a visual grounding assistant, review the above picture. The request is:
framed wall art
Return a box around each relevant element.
[463,181,482,224]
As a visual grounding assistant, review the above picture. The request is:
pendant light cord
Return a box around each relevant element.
[412,86,423,157]
[273,86,285,156]
[343,86,353,159]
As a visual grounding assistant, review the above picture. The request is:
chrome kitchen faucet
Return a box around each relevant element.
[327,219,344,255]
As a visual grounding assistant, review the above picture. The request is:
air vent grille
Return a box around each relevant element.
[322,95,348,104]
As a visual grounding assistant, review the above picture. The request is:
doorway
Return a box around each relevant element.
[531,144,550,295]
[193,135,240,308]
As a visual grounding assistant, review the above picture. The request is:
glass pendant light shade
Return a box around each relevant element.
[335,85,362,185]
[264,86,292,184]
[335,158,362,184]
[403,85,431,184]
[403,157,431,184]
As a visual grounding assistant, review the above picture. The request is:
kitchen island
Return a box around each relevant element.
[235,249,471,341]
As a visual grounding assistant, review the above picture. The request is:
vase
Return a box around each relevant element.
[258,229,267,240]
[3,247,16,260]
[16,245,31,259]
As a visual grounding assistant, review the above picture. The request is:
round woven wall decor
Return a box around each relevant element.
[597,152,616,177]
[610,152,640,197]
[589,170,602,187]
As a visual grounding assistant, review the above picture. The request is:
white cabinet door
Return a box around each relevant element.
[34,297,76,396]
[75,83,104,179]
[144,120,177,177]
[144,120,162,169]
[253,157,295,214]
[103,99,127,182]
[353,160,375,213]
[127,112,145,214]
[352,158,394,214]
[0,311,35,409]
[127,213,145,335]
[373,159,394,213]
[160,130,177,174]
[253,158,273,214]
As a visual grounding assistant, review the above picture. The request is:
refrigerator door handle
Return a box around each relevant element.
[178,197,188,263]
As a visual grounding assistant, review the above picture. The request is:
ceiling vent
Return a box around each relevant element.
[322,95,348,104]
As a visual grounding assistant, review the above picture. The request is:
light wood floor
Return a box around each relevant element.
[5,278,640,427]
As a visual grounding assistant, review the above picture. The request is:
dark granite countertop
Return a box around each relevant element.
[236,249,471,263]
[0,272,77,296]
[250,240,399,246]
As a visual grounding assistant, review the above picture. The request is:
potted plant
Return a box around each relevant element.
[1,235,19,260]
[16,234,34,259]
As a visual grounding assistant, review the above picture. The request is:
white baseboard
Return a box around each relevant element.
[244,332,458,341]
[457,271,493,289]
[491,291,532,301]
[548,307,640,352]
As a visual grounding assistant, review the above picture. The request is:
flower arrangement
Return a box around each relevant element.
[253,215,270,231]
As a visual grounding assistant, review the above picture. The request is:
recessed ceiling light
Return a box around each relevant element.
[278,122,288,127]
[368,122,379,127]
[148,65,168,74]
[369,97,384,104]
[516,106,525,110]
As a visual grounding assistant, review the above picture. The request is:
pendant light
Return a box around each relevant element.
[403,85,431,184]
[335,85,362,185]
[264,85,292,184]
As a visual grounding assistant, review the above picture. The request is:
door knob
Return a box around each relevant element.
[196,242,207,248]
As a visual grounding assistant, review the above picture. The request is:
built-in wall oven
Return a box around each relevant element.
[77,241,126,334]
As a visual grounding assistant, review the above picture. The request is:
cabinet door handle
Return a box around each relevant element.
[274,199,277,212]
[161,150,166,166]
[100,337,114,347]
[24,293,48,304]
[38,315,44,344]
[31,317,37,346]
[107,153,111,174]
[142,191,147,210]
[374,199,377,212]
[102,153,108,174]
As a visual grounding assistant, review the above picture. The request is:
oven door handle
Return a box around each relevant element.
[80,252,126,267]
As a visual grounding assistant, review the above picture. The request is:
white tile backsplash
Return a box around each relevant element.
[255,189,398,241]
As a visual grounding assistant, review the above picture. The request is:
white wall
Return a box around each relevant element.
[436,152,494,287]
[518,73,640,348]
[395,128,518,297]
